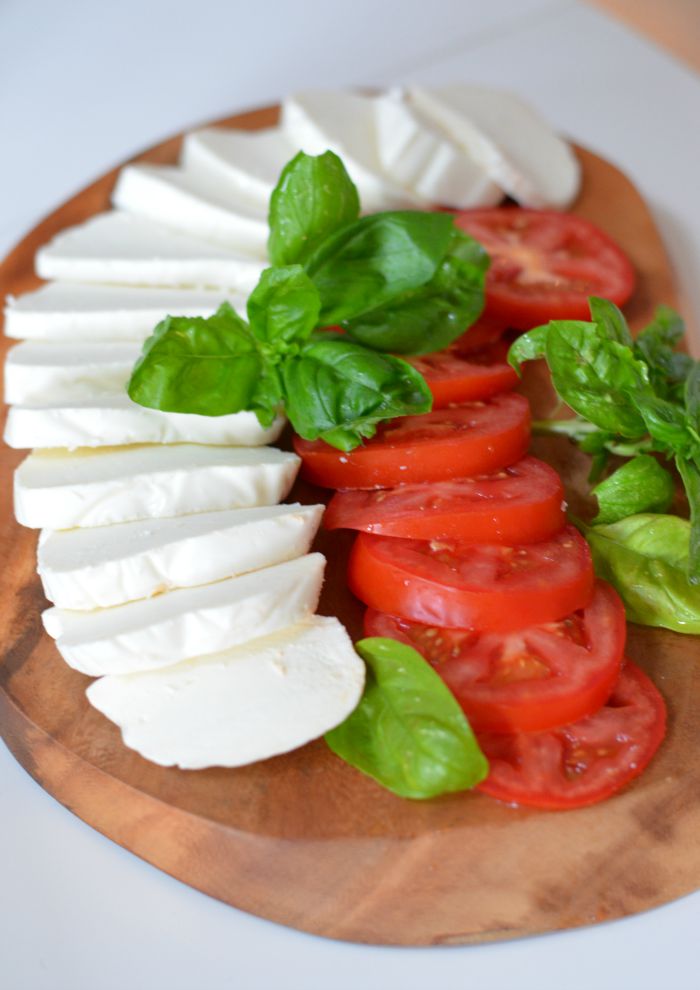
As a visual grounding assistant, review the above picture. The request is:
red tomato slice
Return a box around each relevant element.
[406,343,518,408]
[455,208,635,329]
[364,581,625,734]
[476,661,666,809]
[294,393,530,490]
[348,525,594,632]
[452,315,510,354]
[325,456,565,544]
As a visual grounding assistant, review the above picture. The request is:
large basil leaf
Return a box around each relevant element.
[589,296,633,346]
[305,211,455,325]
[585,514,700,632]
[282,332,432,450]
[341,229,488,355]
[592,455,674,524]
[325,638,489,799]
[246,265,320,347]
[267,151,360,266]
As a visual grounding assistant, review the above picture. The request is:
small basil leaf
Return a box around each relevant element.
[589,296,633,346]
[592,455,675,524]
[675,456,700,583]
[508,324,549,375]
[341,229,488,355]
[282,333,432,451]
[268,150,360,266]
[634,305,690,397]
[325,637,489,800]
[637,395,695,455]
[305,211,455,324]
[246,265,320,346]
[585,514,700,633]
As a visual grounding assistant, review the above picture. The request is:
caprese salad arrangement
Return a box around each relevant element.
[4,86,697,810]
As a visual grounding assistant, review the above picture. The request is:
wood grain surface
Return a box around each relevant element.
[1,107,700,946]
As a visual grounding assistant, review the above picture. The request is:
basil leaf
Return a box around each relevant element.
[341,229,488,355]
[589,296,633,346]
[305,211,455,324]
[635,305,690,397]
[127,303,277,421]
[592,455,674,524]
[637,394,695,455]
[508,324,549,375]
[585,514,700,633]
[282,333,432,451]
[246,265,320,346]
[268,150,360,266]
[325,637,488,800]
[684,361,700,437]
[675,456,700,583]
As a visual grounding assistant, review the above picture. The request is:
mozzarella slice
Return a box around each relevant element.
[86,615,364,769]
[14,444,299,530]
[38,503,323,609]
[406,85,580,210]
[3,282,246,342]
[5,341,141,404]
[281,90,419,212]
[36,212,265,292]
[113,165,268,256]
[43,552,325,675]
[182,127,298,212]
[374,93,502,208]
[4,394,284,450]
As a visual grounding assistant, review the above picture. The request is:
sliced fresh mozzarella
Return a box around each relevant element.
[43,552,325,675]
[182,127,297,212]
[407,85,581,209]
[4,394,283,450]
[113,165,268,256]
[38,503,323,609]
[373,93,502,208]
[281,90,419,212]
[3,282,245,342]
[36,212,265,292]
[86,615,364,769]
[14,444,299,530]
[5,341,141,404]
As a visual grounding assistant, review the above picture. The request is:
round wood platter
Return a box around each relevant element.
[2,106,700,947]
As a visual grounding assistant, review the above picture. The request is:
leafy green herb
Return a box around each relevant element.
[246,265,320,347]
[635,305,691,399]
[588,296,633,346]
[325,637,488,800]
[591,455,675,524]
[508,323,548,374]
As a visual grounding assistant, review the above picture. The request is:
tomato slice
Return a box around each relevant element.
[364,581,625,734]
[294,393,530,490]
[348,525,594,632]
[476,661,666,809]
[406,343,518,408]
[455,208,635,329]
[452,315,510,354]
[325,456,565,544]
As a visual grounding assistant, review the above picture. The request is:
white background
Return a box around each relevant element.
[2,1,700,987]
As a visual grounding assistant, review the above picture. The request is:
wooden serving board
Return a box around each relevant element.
[2,106,700,947]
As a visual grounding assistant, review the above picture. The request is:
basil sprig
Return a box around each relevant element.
[127,150,487,450]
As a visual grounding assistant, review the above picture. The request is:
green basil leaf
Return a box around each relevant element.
[282,332,432,450]
[325,637,489,799]
[508,324,549,374]
[585,514,700,633]
[340,229,488,354]
[589,296,633,346]
[634,305,690,397]
[127,302,277,420]
[305,211,455,324]
[684,361,700,437]
[637,394,695,455]
[246,265,320,346]
[675,456,700,583]
[268,150,360,266]
[591,455,675,524]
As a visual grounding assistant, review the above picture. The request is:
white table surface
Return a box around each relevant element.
[2,2,699,987]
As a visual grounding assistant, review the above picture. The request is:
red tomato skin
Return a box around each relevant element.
[364,581,626,734]
[475,661,666,810]
[406,345,518,408]
[294,393,531,490]
[348,526,594,633]
[325,456,565,545]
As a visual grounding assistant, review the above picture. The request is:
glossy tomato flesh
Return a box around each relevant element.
[476,661,666,809]
[406,341,518,408]
[364,581,626,733]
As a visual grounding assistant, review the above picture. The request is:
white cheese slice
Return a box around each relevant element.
[43,552,325,675]
[113,165,268,256]
[281,90,420,212]
[14,444,299,530]
[4,282,246,341]
[5,341,141,404]
[36,212,265,292]
[374,93,502,208]
[38,503,323,609]
[182,127,298,212]
[4,394,283,450]
[86,615,364,769]
[407,85,581,209]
